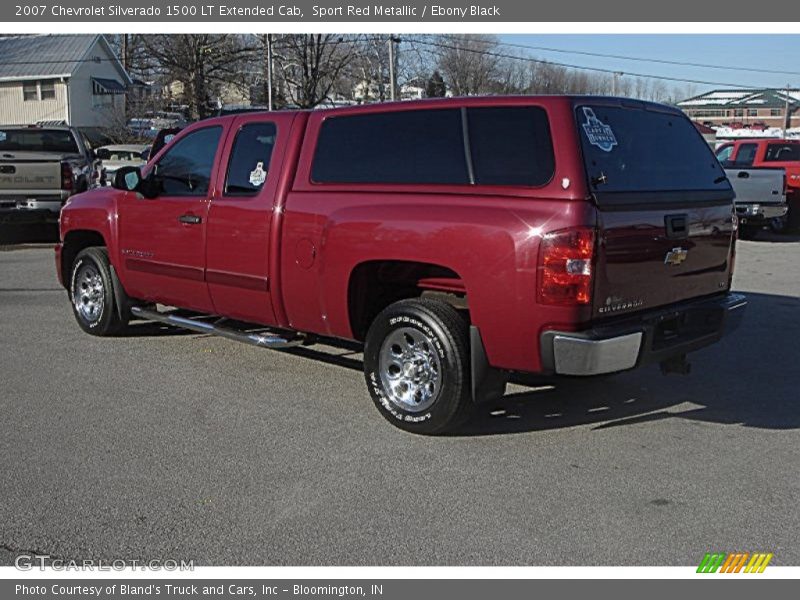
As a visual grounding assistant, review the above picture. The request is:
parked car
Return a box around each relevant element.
[55,97,746,434]
[0,125,99,224]
[95,144,150,185]
[716,139,800,230]
[719,163,787,237]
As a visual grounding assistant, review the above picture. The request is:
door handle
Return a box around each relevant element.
[737,171,750,178]
[178,214,202,225]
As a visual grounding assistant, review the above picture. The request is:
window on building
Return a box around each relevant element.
[22,81,38,101]
[39,80,56,101]
[747,109,758,117]
[770,109,783,117]
[734,109,744,117]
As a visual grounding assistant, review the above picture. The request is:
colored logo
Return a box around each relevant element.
[697,552,773,573]
[664,247,689,266]
[581,107,618,152]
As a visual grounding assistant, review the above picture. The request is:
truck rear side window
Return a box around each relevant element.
[732,143,758,167]
[225,122,277,196]
[764,143,800,162]
[578,104,728,195]
[467,107,554,186]
[311,109,469,185]
[312,107,555,187]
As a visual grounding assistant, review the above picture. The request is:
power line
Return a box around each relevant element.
[403,36,766,90]
[439,33,800,78]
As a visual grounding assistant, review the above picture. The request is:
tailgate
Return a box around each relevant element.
[724,166,786,205]
[0,158,62,193]
[594,203,734,318]
[576,101,735,319]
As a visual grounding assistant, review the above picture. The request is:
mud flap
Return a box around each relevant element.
[109,264,132,322]
[470,326,508,403]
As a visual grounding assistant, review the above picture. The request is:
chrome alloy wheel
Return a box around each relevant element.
[73,263,104,323]
[378,327,442,412]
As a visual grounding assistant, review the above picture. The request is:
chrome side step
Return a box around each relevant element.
[130,306,306,349]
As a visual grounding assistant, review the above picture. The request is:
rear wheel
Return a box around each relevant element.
[363,299,473,435]
[69,247,129,336]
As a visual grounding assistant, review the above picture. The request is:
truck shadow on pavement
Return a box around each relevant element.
[743,230,800,243]
[129,292,799,436]
[0,223,59,245]
[455,291,800,436]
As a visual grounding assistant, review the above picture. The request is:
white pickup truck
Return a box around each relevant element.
[722,164,787,237]
[0,125,98,224]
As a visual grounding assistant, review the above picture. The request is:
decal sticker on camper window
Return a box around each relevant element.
[581,107,618,152]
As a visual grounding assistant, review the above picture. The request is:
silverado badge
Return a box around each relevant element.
[664,247,689,266]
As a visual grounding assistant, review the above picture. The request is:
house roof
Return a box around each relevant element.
[0,34,132,85]
[678,88,800,110]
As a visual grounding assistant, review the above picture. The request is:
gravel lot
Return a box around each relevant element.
[1,229,799,566]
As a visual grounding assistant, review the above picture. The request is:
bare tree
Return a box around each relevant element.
[143,35,255,119]
[433,35,503,96]
[271,34,357,108]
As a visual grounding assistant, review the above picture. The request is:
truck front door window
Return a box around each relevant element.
[154,127,222,196]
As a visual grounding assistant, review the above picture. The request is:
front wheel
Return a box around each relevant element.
[69,247,129,336]
[363,299,473,435]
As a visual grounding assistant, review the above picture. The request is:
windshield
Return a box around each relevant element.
[0,129,80,154]
[577,104,729,194]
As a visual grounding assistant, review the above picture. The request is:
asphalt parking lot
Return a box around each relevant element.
[1,228,799,566]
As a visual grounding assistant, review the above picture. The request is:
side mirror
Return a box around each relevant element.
[112,166,143,192]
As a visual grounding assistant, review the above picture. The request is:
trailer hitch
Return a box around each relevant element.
[660,354,691,376]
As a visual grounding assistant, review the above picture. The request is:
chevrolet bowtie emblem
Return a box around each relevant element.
[664,247,689,266]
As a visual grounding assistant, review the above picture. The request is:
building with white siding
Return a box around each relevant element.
[0,35,132,132]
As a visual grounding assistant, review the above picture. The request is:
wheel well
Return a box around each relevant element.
[347,260,468,341]
[60,230,107,287]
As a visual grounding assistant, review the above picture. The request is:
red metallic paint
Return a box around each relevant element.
[59,96,734,375]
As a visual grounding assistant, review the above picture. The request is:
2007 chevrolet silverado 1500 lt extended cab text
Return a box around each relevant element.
[55,97,746,434]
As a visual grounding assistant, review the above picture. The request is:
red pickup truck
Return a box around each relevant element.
[715,138,800,230]
[55,97,746,434]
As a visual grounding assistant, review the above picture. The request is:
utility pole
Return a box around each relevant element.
[121,34,128,71]
[388,35,399,101]
[267,34,274,111]
[784,83,791,137]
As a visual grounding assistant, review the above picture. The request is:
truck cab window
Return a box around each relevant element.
[154,126,222,196]
[224,122,277,196]
[732,143,758,167]
[715,145,734,163]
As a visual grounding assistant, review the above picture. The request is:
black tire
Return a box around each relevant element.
[69,247,129,336]
[363,298,473,434]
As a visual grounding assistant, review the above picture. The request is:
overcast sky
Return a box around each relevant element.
[501,35,800,94]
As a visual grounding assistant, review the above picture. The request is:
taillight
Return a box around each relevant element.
[61,162,74,191]
[537,227,596,306]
